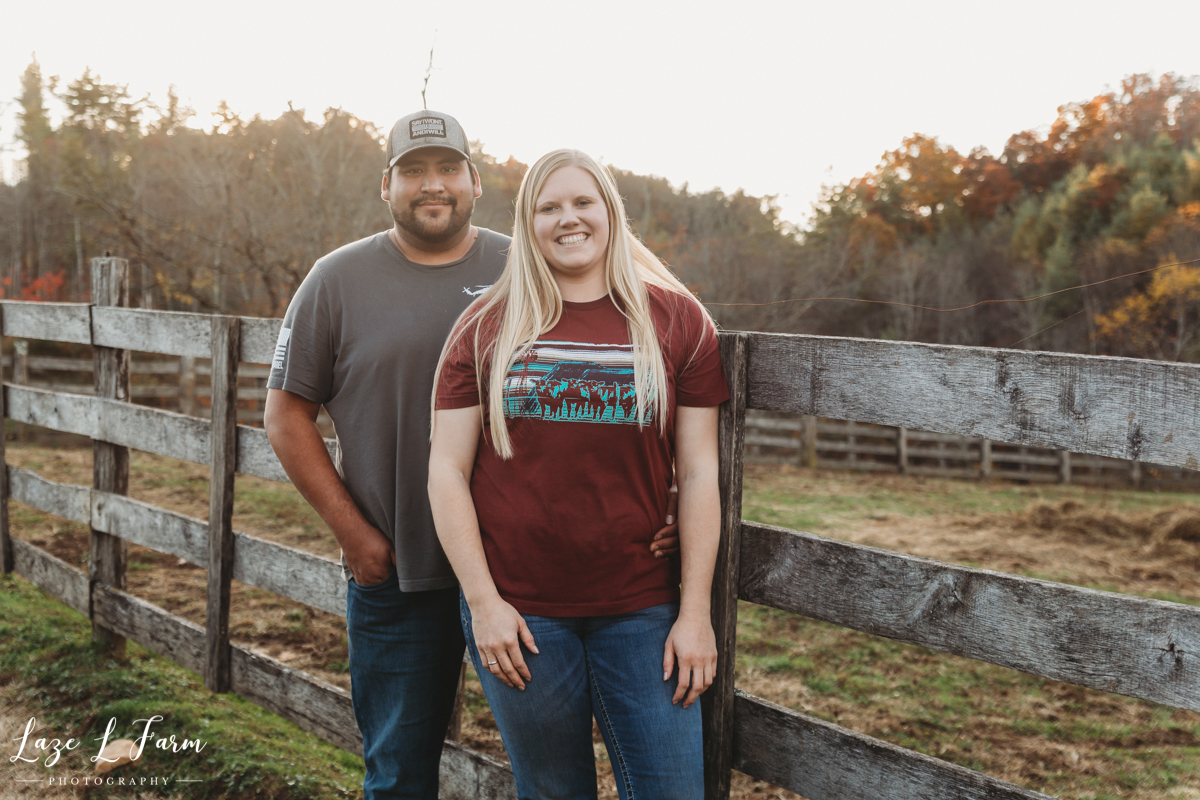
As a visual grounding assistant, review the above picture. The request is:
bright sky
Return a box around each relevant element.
[4,0,1200,227]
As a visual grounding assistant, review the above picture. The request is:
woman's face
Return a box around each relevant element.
[532,166,610,286]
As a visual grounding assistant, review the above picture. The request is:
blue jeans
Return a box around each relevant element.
[461,594,703,800]
[346,572,464,800]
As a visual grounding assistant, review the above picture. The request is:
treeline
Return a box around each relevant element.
[0,59,806,328]
[802,73,1200,360]
[3,61,1199,360]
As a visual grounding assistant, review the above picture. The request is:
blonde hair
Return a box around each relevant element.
[433,149,710,459]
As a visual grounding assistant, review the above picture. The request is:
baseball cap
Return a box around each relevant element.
[384,110,472,173]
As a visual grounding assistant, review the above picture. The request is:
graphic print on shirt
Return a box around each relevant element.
[503,341,652,425]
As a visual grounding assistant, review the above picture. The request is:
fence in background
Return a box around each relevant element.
[3,346,333,433]
[745,411,1200,490]
[4,257,1200,800]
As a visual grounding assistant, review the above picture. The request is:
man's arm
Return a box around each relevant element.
[263,388,394,585]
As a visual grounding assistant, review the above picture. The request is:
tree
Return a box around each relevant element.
[1094,258,1200,361]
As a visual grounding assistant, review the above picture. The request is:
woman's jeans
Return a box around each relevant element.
[461,594,704,800]
[346,573,464,800]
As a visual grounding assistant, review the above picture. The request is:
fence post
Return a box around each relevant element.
[1131,460,1142,490]
[0,307,10,576]
[1059,450,1072,484]
[180,356,197,416]
[90,256,131,655]
[980,439,992,481]
[799,415,817,468]
[206,316,240,692]
[703,332,748,800]
[13,340,28,442]
[897,427,908,474]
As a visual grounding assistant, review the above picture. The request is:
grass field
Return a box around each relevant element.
[2,442,1199,799]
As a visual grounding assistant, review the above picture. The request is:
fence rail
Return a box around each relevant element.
[3,267,1200,800]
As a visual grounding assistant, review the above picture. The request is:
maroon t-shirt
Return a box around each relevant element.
[436,286,729,616]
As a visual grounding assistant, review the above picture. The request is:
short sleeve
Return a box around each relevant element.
[267,265,334,404]
[435,312,486,410]
[672,295,729,408]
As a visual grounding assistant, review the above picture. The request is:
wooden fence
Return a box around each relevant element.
[745,412,1200,490]
[3,257,1200,800]
[2,348,334,432]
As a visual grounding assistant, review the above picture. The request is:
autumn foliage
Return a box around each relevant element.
[2,63,1199,360]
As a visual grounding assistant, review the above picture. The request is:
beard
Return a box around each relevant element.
[389,193,475,246]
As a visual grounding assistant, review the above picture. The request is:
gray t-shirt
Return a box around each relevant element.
[268,228,509,591]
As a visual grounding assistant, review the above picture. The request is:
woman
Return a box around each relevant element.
[428,148,726,799]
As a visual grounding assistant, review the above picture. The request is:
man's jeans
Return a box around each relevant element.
[461,594,704,800]
[346,572,464,800]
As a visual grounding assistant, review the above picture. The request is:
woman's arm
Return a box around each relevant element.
[663,404,721,709]
[428,406,538,690]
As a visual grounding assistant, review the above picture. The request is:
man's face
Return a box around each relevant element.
[382,148,481,245]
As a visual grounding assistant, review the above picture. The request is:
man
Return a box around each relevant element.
[264,110,679,799]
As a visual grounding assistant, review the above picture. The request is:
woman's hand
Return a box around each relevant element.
[471,595,539,690]
[662,611,717,708]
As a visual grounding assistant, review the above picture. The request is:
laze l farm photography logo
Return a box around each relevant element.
[7,714,207,789]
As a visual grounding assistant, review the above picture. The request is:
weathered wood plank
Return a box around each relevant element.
[232,534,346,617]
[239,316,284,365]
[11,538,90,615]
[4,385,211,464]
[747,333,1200,470]
[0,301,92,344]
[816,421,899,438]
[989,452,1060,467]
[5,473,347,617]
[206,317,240,692]
[732,691,1052,800]
[703,332,748,800]
[9,355,179,374]
[92,584,206,674]
[8,466,91,524]
[230,645,361,752]
[439,741,517,800]
[235,424,290,482]
[817,441,898,456]
[90,256,130,655]
[92,490,208,565]
[815,459,898,473]
[96,399,211,464]
[91,307,211,358]
[744,434,801,450]
[236,423,338,483]
[739,521,1200,712]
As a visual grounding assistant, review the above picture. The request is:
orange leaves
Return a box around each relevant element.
[0,271,67,302]
[1094,258,1200,361]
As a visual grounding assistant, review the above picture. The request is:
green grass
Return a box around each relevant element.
[0,575,365,799]
[735,603,1200,798]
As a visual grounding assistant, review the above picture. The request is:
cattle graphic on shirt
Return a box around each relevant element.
[503,341,652,425]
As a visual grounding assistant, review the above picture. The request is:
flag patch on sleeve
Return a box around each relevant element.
[273,327,292,370]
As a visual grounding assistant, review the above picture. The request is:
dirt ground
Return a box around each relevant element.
[6,446,1200,799]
